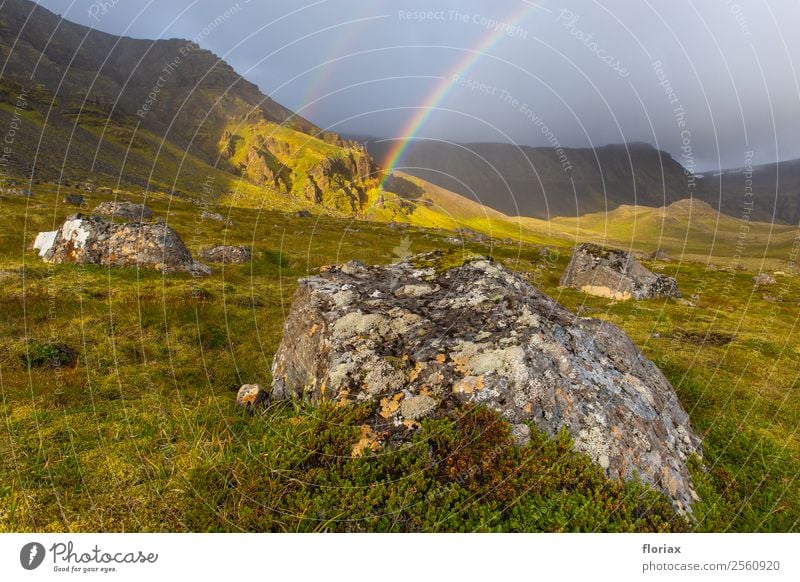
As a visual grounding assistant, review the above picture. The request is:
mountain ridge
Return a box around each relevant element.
[359,136,800,224]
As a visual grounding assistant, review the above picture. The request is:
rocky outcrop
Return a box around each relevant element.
[560,243,681,300]
[33,214,210,275]
[199,245,251,264]
[271,252,701,512]
[94,201,153,221]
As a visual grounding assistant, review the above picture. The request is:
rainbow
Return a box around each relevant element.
[380,2,542,186]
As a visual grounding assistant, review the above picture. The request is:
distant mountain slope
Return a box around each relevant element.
[704,158,800,225]
[364,139,698,219]
[363,139,800,225]
[0,0,545,234]
[0,0,382,214]
[0,0,316,165]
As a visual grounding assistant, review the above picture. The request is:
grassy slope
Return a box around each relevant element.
[0,185,797,532]
[544,199,798,268]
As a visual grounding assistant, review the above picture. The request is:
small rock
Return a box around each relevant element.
[511,423,531,447]
[236,384,268,409]
[649,249,671,261]
[199,245,252,264]
[340,260,366,275]
[753,273,776,286]
[64,194,85,206]
[444,237,463,245]
[200,211,225,222]
[94,201,153,221]
[295,210,312,218]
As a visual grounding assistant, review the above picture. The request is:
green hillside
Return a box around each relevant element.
[0,185,797,532]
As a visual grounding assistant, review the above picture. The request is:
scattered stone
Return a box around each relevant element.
[460,228,488,243]
[94,201,153,221]
[200,211,229,224]
[270,252,701,512]
[753,273,777,286]
[33,214,210,275]
[706,264,717,272]
[64,193,85,206]
[649,249,671,261]
[1,187,33,197]
[511,423,531,447]
[538,246,556,258]
[236,384,268,410]
[295,210,312,218]
[199,245,252,265]
[560,243,681,300]
[444,237,463,245]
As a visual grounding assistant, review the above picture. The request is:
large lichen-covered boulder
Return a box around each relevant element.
[560,243,680,300]
[271,252,701,512]
[33,214,210,275]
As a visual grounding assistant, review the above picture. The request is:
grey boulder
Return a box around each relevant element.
[560,243,681,300]
[33,214,210,275]
[271,252,701,513]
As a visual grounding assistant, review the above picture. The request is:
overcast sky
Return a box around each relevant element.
[34,0,800,171]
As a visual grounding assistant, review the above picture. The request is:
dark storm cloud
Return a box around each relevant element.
[34,0,800,170]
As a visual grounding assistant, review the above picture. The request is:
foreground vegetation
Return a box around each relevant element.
[0,186,797,532]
